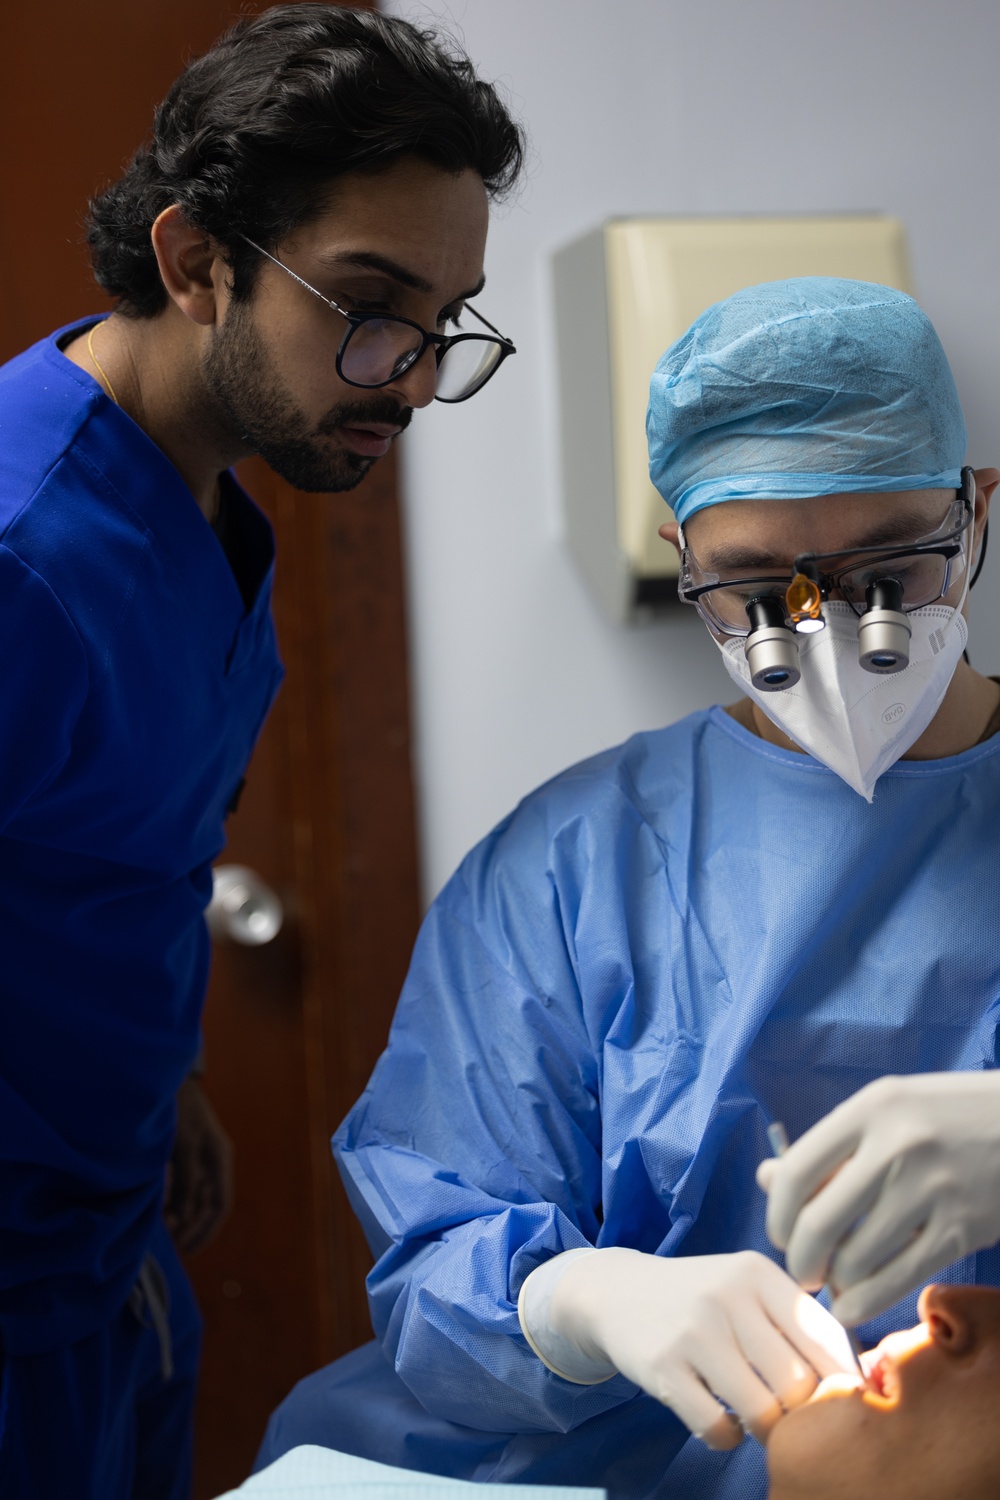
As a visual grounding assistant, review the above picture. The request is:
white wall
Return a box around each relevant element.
[383,0,1000,903]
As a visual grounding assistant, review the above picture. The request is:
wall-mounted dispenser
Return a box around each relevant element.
[552,215,912,622]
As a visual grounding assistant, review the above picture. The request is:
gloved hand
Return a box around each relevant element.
[517,1246,857,1449]
[756,1072,1000,1327]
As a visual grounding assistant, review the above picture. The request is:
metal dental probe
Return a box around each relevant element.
[766,1122,864,1365]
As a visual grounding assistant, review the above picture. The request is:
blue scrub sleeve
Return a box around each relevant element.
[334,809,639,1435]
[0,547,87,826]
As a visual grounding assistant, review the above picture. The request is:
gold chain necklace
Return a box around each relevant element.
[87,322,120,406]
[85,320,221,525]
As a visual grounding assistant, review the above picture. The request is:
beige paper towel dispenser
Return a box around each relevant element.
[552,215,913,622]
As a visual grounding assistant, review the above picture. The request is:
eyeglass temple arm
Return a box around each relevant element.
[236,232,351,316]
[459,302,515,348]
[789,491,972,576]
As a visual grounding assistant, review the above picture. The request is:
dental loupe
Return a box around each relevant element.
[743,595,801,691]
[743,565,910,691]
[857,577,911,673]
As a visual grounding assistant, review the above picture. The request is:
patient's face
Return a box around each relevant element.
[767,1286,1000,1500]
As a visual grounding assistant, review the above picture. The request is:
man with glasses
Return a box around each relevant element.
[258,279,1000,1500]
[0,7,521,1498]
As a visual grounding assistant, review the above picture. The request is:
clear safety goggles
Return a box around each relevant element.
[677,467,979,690]
[679,471,975,638]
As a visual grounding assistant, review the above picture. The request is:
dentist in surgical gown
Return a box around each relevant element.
[258,279,1000,1500]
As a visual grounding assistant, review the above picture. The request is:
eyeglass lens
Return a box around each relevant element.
[700,551,954,635]
[340,318,423,387]
[340,318,503,400]
[435,339,504,401]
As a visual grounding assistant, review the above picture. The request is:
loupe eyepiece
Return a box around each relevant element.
[744,595,801,691]
[858,576,910,674]
[866,577,904,612]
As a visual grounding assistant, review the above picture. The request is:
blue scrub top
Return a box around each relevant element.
[334,708,1000,1498]
[0,318,284,1355]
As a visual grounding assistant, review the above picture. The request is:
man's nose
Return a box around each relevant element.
[387,346,438,409]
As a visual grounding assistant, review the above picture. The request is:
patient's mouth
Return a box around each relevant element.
[860,1321,933,1405]
[865,1354,899,1401]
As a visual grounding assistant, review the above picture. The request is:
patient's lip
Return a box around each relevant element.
[865,1354,898,1400]
[861,1322,933,1404]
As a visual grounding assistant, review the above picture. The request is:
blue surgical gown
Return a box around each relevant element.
[271,708,1000,1499]
[0,319,283,1357]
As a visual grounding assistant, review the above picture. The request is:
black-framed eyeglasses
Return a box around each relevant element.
[238,234,516,403]
[678,472,977,639]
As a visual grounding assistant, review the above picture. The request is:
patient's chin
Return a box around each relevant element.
[765,1382,873,1500]
[766,1325,1000,1500]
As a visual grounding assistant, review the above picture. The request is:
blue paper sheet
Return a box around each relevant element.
[216,1445,606,1500]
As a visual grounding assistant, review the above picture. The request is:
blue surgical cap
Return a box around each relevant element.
[646,277,966,526]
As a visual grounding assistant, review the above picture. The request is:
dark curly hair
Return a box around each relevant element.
[87,5,525,318]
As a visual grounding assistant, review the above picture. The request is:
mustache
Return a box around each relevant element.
[316,396,413,438]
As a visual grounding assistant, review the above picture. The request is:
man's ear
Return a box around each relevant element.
[971,466,999,571]
[658,520,681,558]
[150,205,224,328]
[973,466,1000,513]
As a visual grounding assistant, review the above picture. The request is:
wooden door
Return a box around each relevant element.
[0,5,420,1496]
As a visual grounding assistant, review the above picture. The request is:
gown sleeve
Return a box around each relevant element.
[0,546,88,828]
[333,792,641,1434]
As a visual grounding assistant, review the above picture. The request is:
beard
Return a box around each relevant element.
[203,298,412,493]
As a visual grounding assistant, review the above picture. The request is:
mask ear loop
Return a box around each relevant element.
[957,464,988,589]
[970,519,989,589]
[957,466,979,664]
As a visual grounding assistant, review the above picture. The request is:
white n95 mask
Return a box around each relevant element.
[719,598,969,801]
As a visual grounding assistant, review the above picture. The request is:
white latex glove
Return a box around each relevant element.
[756,1072,1000,1327]
[517,1246,857,1449]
